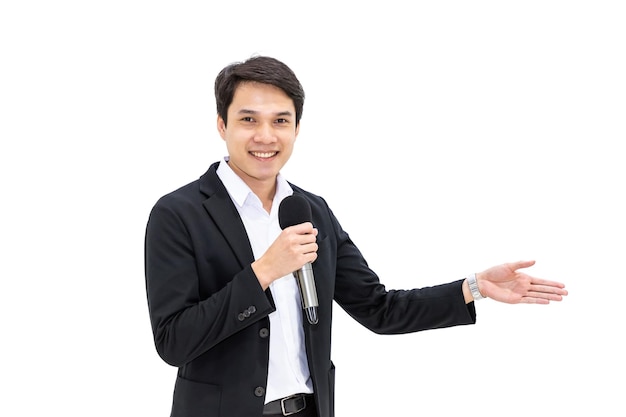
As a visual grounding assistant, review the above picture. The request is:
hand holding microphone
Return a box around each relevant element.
[278,194,320,325]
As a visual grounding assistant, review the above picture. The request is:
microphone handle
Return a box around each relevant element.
[294,263,319,324]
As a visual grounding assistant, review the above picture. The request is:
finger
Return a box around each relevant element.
[301,241,318,255]
[527,291,565,301]
[520,297,551,305]
[529,277,567,289]
[510,259,536,270]
[530,283,568,296]
[288,222,315,234]
[297,232,317,246]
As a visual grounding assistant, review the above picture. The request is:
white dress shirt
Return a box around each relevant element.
[216,158,314,403]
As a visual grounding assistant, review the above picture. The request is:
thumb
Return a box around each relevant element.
[510,259,536,271]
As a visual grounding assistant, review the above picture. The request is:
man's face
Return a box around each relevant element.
[218,81,299,191]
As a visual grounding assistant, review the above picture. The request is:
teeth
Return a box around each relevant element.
[251,151,276,158]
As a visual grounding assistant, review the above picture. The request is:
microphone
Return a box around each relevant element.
[278,194,319,325]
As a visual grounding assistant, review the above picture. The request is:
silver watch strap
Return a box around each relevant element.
[467,272,485,300]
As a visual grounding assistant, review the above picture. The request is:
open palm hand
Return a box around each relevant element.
[477,260,568,304]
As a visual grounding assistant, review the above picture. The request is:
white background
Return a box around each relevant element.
[1,1,625,416]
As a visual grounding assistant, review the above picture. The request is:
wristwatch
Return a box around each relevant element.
[467,272,485,300]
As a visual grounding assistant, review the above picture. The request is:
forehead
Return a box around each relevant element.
[229,81,295,113]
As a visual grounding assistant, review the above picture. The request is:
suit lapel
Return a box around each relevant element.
[199,162,255,268]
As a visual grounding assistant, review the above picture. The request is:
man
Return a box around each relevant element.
[144,55,567,417]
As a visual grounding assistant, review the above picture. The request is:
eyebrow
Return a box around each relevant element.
[237,109,294,118]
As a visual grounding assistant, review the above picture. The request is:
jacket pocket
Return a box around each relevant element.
[171,376,221,417]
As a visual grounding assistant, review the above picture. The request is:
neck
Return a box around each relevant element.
[226,160,277,213]
[241,175,276,214]
[253,184,276,213]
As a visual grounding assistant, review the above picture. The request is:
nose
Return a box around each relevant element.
[254,122,277,144]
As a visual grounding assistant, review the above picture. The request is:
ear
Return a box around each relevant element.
[294,121,301,139]
[217,115,226,140]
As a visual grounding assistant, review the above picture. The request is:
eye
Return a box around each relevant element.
[241,116,255,123]
[275,118,289,124]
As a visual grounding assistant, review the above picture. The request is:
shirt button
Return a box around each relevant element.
[254,386,265,397]
[259,328,269,338]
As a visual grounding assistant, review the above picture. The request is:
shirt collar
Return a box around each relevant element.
[216,157,292,209]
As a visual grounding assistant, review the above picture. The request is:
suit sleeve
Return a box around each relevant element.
[326,205,476,334]
[144,197,274,367]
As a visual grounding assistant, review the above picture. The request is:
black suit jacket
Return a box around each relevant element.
[145,162,476,417]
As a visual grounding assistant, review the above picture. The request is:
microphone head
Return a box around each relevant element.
[278,194,312,229]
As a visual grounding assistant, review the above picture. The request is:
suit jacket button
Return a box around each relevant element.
[237,313,245,321]
[248,305,257,314]
[254,386,265,397]
[243,310,251,318]
[259,328,269,338]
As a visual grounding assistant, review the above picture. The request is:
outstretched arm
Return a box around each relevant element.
[462,260,568,304]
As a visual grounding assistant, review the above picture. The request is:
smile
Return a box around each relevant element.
[250,151,277,158]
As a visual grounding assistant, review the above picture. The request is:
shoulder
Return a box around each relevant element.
[151,162,221,211]
[289,183,327,208]
[288,183,339,226]
[153,178,202,211]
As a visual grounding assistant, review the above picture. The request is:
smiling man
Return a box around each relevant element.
[144,56,567,417]
[217,81,299,216]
